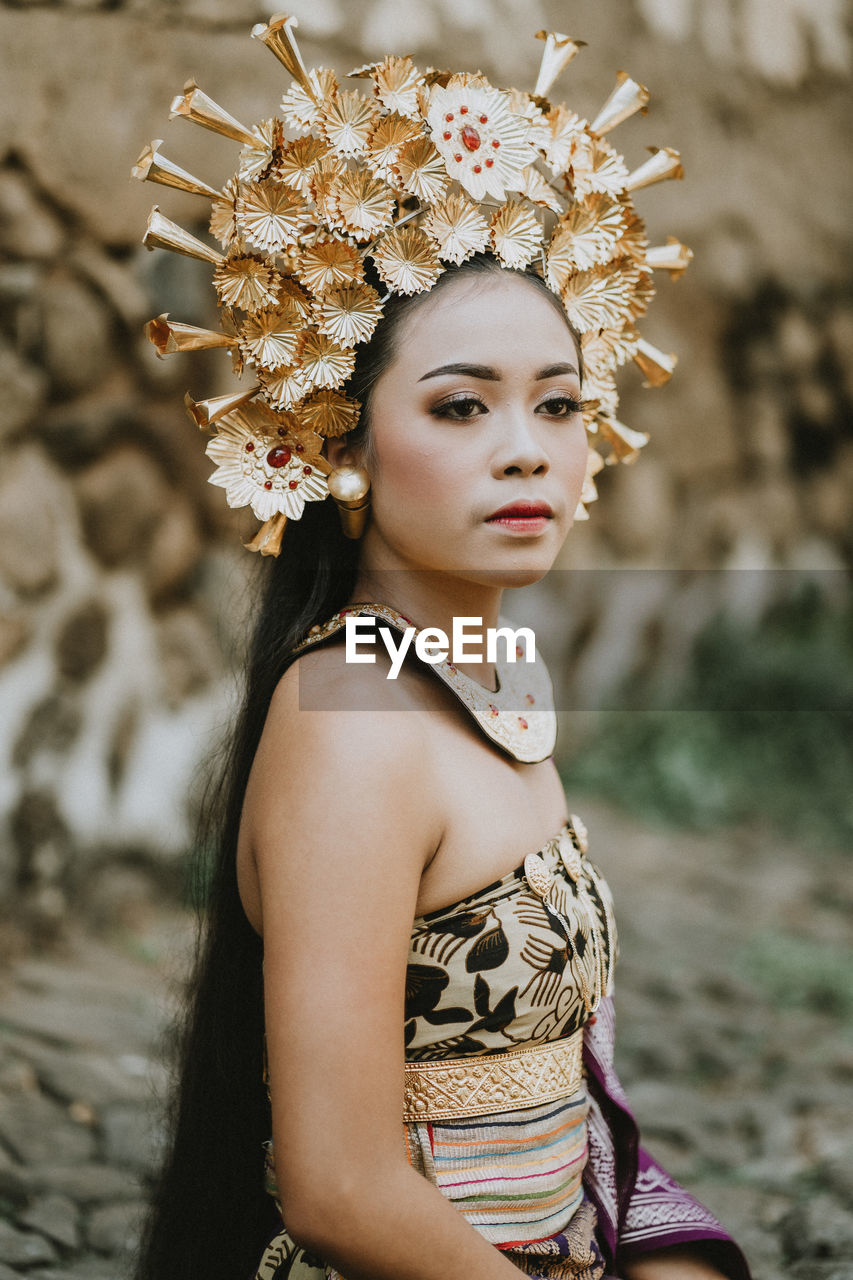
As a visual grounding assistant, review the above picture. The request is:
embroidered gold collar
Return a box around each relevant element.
[290,602,557,764]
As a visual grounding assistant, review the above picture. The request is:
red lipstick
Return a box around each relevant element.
[485,501,553,534]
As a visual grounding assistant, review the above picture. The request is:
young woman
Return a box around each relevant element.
[132,22,753,1280]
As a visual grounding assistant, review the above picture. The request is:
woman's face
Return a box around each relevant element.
[351,270,589,587]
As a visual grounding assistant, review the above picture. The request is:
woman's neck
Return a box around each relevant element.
[345,569,505,691]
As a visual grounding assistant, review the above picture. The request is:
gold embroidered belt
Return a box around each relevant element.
[402,1030,585,1123]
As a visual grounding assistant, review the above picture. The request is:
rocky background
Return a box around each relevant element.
[0,0,851,1276]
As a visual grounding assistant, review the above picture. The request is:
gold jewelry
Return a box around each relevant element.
[403,1029,584,1123]
[135,19,691,557]
[327,464,371,539]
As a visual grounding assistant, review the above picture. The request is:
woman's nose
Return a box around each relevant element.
[492,410,550,477]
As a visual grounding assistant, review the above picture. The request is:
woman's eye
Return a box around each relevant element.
[431,396,486,420]
[538,395,585,418]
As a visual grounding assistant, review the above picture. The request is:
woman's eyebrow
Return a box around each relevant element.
[418,361,578,382]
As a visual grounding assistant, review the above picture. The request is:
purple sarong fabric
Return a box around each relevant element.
[582,995,752,1279]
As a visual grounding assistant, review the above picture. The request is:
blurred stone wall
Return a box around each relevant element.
[0,0,851,933]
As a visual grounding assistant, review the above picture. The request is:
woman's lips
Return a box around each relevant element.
[485,504,553,534]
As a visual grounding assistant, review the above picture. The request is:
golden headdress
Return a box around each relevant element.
[135,17,692,557]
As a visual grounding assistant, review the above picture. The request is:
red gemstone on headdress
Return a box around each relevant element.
[245,441,255,452]
[295,443,304,452]
[473,164,482,173]
[461,125,481,152]
[277,426,288,436]
[264,480,272,490]
[267,445,292,468]
[460,105,469,114]
[288,479,298,489]
[485,159,494,167]
[445,113,454,122]
[443,131,452,140]
[303,466,312,475]
[480,115,488,124]
[492,139,500,148]
[454,154,463,163]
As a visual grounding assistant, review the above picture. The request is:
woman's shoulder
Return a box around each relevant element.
[275,630,457,721]
[243,637,445,884]
[257,637,444,805]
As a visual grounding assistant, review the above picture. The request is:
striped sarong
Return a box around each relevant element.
[403,1087,591,1247]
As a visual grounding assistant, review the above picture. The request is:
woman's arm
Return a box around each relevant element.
[622,1249,730,1278]
[247,654,522,1280]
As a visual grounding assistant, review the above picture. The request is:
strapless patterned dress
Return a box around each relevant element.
[254,818,615,1279]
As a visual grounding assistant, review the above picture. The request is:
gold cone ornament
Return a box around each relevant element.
[136,19,691,555]
[170,79,258,146]
[132,141,221,199]
[147,314,236,355]
[184,385,261,430]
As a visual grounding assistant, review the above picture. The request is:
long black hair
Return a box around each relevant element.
[132,254,582,1280]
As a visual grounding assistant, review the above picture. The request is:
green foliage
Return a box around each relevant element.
[737,929,853,1021]
[559,578,853,851]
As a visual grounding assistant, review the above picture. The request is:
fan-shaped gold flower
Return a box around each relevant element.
[365,114,424,181]
[310,156,348,231]
[581,326,640,376]
[278,276,314,321]
[299,332,357,390]
[239,119,283,182]
[626,267,656,320]
[559,266,632,333]
[423,193,490,265]
[335,170,395,241]
[276,136,330,196]
[393,136,450,205]
[490,202,543,270]
[373,55,423,119]
[239,303,303,370]
[370,226,444,296]
[321,90,378,158]
[237,180,308,253]
[546,195,626,284]
[296,237,365,295]
[543,106,587,176]
[281,68,339,133]
[581,367,619,419]
[214,253,281,312]
[615,206,649,263]
[518,166,565,215]
[571,137,629,199]
[508,90,553,154]
[209,177,241,248]
[259,363,309,410]
[316,282,384,348]
[295,389,361,438]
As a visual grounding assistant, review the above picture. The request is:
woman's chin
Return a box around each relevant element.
[457,564,552,589]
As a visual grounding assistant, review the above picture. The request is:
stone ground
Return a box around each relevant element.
[0,798,851,1279]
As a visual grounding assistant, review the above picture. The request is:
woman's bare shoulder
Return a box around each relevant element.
[243,638,444,871]
[276,635,447,716]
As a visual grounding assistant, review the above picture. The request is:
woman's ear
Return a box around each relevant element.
[325,435,366,472]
